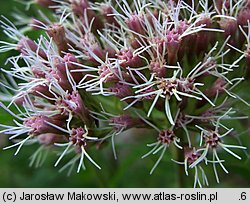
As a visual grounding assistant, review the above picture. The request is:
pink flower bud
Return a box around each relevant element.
[195,17,213,53]
[100,4,119,27]
[215,0,230,11]
[71,0,103,30]
[109,83,133,98]
[129,36,141,49]
[24,115,64,135]
[175,113,189,128]
[218,18,237,41]
[237,8,250,26]
[13,95,26,106]
[46,59,73,91]
[38,133,67,146]
[196,17,212,30]
[61,91,84,114]
[146,9,159,26]
[63,53,77,64]
[125,14,145,35]
[71,0,89,16]
[110,115,140,132]
[117,48,143,68]
[149,59,167,77]
[31,84,55,99]
[165,30,180,64]
[98,65,120,83]
[150,37,166,56]
[58,91,93,126]
[177,78,195,93]
[63,53,83,82]
[82,33,106,63]
[105,46,117,58]
[17,37,47,58]
[159,79,178,97]
[205,78,226,97]
[176,20,189,35]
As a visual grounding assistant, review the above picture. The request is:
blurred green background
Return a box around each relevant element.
[0,0,250,188]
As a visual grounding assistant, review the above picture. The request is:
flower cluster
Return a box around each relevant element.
[0,0,250,187]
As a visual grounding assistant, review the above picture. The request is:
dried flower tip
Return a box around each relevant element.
[203,131,221,148]
[158,129,176,145]
[70,127,88,147]
[47,24,68,53]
